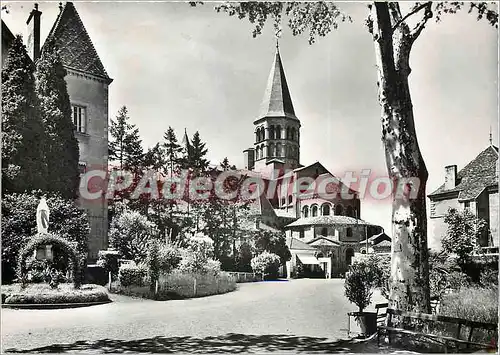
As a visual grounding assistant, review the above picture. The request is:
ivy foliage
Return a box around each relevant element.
[17,232,83,288]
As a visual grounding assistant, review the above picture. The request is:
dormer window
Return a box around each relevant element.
[72,105,87,133]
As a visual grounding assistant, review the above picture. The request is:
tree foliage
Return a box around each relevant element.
[108,209,158,262]
[1,35,46,195]
[442,208,488,264]
[109,106,144,171]
[163,126,182,176]
[35,38,80,199]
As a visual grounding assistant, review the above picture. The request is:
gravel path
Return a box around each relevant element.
[2,278,397,353]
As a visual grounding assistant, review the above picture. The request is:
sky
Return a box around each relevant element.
[2,1,498,233]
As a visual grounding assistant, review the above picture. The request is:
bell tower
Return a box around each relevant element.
[244,44,301,173]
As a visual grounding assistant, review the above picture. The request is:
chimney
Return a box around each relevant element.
[444,165,457,190]
[243,148,255,171]
[26,3,42,62]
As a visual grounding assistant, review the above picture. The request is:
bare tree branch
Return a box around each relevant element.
[410,2,434,42]
[391,1,432,32]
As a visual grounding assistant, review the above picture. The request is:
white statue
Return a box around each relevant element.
[36,197,50,234]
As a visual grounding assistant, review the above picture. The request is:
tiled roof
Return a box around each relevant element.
[256,46,298,122]
[308,237,341,247]
[286,236,317,251]
[428,146,498,201]
[2,20,15,44]
[285,215,376,228]
[45,2,110,80]
[359,232,391,245]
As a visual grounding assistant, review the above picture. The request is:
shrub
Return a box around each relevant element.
[118,263,148,287]
[439,287,498,344]
[1,192,89,283]
[96,250,121,279]
[2,283,110,304]
[254,230,291,264]
[176,233,219,274]
[251,252,281,279]
[109,209,158,262]
[344,260,381,312]
[158,244,182,274]
[442,208,487,265]
[480,268,498,287]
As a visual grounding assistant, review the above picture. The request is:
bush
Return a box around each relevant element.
[2,283,110,304]
[118,263,148,287]
[109,209,158,262]
[480,268,498,287]
[251,252,280,279]
[158,244,182,274]
[1,192,89,283]
[439,287,498,344]
[344,259,381,312]
[176,233,220,275]
[96,250,121,278]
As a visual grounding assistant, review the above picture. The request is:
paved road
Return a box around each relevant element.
[1,279,387,353]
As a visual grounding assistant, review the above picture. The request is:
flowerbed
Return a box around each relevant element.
[2,283,110,305]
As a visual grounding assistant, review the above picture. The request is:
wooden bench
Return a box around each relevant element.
[377,308,497,352]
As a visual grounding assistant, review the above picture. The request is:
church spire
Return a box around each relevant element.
[256,45,297,122]
[489,125,493,146]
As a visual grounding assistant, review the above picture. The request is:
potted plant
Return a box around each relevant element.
[344,259,380,337]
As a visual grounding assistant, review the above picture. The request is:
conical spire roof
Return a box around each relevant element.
[255,45,298,122]
[44,2,111,81]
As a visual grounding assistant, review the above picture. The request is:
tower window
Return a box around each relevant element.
[72,105,87,133]
[311,205,318,217]
[286,127,291,139]
[322,204,330,216]
[335,204,343,216]
[269,126,275,139]
[346,227,353,237]
[276,125,282,139]
[302,205,309,218]
[288,195,292,204]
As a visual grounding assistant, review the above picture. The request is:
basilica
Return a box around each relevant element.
[240,45,390,278]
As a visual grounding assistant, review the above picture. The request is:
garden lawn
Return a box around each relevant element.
[2,283,110,304]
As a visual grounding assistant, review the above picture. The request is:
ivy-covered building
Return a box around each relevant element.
[2,2,112,261]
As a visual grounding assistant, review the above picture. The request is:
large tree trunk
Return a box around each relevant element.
[371,2,431,315]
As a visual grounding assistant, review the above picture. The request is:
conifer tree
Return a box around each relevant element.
[109,106,144,171]
[189,131,209,176]
[163,126,182,176]
[143,143,165,173]
[220,157,236,171]
[1,35,46,195]
[35,37,79,199]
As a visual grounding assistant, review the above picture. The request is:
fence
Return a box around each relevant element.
[226,272,263,283]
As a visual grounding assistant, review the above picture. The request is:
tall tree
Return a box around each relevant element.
[35,37,79,199]
[189,131,210,176]
[1,36,46,195]
[196,1,498,314]
[163,126,182,176]
[220,157,236,171]
[143,143,165,173]
[109,106,144,171]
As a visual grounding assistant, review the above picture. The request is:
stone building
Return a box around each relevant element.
[2,2,112,261]
[427,145,499,251]
[240,45,387,278]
